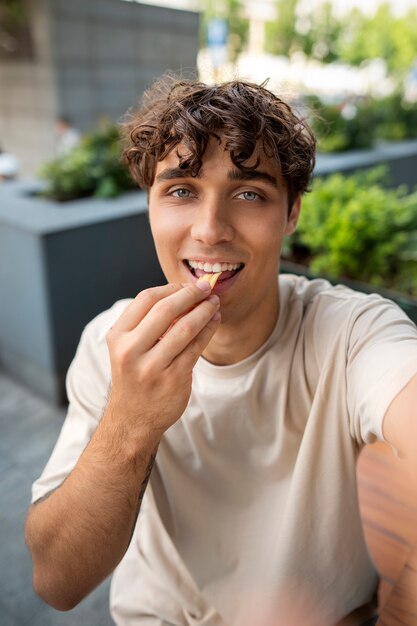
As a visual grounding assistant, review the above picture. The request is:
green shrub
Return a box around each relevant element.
[287,167,417,296]
[39,123,136,202]
[307,96,375,152]
[307,93,417,153]
[372,92,417,142]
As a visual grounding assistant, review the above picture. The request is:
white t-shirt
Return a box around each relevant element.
[32,275,417,626]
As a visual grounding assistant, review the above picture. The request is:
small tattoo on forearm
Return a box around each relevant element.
[128,451,157,546]
[138,451,156,507]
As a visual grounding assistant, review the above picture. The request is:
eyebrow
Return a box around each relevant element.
[228,168,279,190]
[155,166,280,190]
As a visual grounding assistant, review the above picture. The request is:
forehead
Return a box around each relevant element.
[153,136,282,180]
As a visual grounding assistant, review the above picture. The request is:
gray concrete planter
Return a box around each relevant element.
[280,260,417,325]
[315,138,417,189]
[0,182,164,404]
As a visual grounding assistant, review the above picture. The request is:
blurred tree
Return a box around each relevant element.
[265,0,299,57]
[307,1,342,63]
[200,0,248,62]
[337,3,417,76]
[0,0,27,24]
[264,0,417,78]
[266,0,344,63]
[306,90,417,153]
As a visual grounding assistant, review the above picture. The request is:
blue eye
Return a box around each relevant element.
[172,188,192,198]
[239,191,260,201]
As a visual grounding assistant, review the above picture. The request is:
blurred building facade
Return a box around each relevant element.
[0,0,200,177]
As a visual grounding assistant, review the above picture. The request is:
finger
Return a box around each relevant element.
[150,296,220,368]
[111,284,181,332]
[129,282,212,352]
[173,312,221,371]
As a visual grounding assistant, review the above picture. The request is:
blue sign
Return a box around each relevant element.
[207,18,228,48]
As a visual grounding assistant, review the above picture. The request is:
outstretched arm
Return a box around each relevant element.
[377,373,417,625]
[25,281,220,611]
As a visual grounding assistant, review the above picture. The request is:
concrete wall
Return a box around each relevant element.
[0,0,58,178]
[0,0,200,177]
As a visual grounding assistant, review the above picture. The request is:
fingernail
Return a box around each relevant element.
[212,311,221,321]
[208,294,220,306]
[196,280,211,292]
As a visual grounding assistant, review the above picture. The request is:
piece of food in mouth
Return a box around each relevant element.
[186,260,244,283]
[198,272,222,289]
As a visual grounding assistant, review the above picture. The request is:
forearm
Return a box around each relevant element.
[378,460,417,625]
[377,539,417,625]
[25,403,160,611]
[379,373,417,623]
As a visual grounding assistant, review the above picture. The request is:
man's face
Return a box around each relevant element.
[148,137,300,327]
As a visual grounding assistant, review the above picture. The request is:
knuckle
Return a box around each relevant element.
[135,288,157,306]
[184,284,201,298]
[169,282,183,292]
[113,343,132,367]
[140,353,155,373]
[153,299,174,317]
[176,318,194,337]
[138,356,160,383]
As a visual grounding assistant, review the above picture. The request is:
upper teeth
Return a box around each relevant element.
[187,260,242,272]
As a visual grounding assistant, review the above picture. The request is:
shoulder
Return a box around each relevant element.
[280,272,404,321]
[279,273,415,358]
[280,273,377,324]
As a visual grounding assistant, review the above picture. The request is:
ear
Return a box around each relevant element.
[284,194,301,235]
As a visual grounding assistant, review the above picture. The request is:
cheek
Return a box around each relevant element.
[149,210,187,268]
[149,203,188,237]
[247,217,284,257]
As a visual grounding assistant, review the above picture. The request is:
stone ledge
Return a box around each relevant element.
[315,139,417,188]
[0,181,148,234]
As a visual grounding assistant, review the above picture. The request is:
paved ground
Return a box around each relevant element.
[0,371,114,626]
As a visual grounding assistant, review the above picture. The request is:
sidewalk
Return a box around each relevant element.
[0,371,113,625]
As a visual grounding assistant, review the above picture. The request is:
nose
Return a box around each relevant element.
[190,196,234,245]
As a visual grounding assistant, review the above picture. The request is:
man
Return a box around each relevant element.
[25,77,417,626]
[55,116,81,156]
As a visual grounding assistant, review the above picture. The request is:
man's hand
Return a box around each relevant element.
[105,280,220,442]
[25,281,220,611]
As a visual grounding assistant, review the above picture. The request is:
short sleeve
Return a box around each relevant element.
[31,299,132,503]
[346,295,417,445]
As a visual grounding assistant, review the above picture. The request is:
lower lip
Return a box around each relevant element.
[183,263,243,294]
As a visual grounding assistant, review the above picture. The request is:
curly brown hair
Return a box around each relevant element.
[122,75,316,208]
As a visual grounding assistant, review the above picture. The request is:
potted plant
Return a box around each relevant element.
[0,123,163,404]
[39,122,137,201]
[281,167,417,323]
[307,91,417,154]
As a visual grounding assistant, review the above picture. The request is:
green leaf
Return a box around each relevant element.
[291,167,417,296]
[38,121,136,202]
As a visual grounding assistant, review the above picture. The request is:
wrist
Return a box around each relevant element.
[97,397,163,464]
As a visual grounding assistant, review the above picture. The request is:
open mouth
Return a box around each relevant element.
[183,260,244,283]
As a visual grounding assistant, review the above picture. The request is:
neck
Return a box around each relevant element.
[202,288,280,366]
